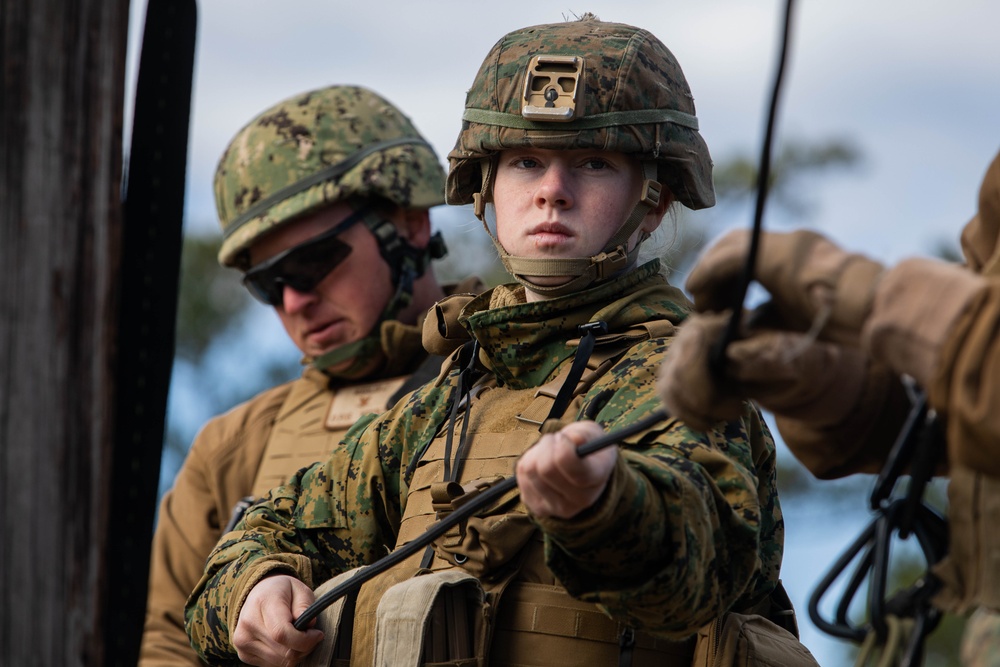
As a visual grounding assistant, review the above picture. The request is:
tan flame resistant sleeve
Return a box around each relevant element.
[862,257,1000,477]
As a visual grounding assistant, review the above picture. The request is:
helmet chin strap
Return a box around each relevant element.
[473,160,662,297]
[310,208,448,378]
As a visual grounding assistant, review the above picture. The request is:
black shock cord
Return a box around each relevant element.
[702,3,949,660]
[709,0,796,378]
[293,409,667,629]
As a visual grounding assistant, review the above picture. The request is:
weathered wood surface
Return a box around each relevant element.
[1,0,129,663]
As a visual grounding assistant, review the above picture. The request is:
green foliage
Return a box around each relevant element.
[661,136,864,283]
[713,138,863,217]
[431,207,513,289]
[931,237,963,263]
[174,233,254,363]
[839,552,966,666]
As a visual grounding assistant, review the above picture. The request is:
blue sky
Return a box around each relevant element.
[128,0,1000,260]
[128,1,999,662]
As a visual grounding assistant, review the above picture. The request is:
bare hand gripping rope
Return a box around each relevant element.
[293,410,668,629]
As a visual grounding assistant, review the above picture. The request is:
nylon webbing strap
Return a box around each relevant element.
[515,330,638,429]
[854,615,914,667]
[546,322,607,422]
[495,582,694,665]
[606,162,661,250]
[420,341,479,570]
[463,107,699,131]
[442,341,479,483]
[503,255,593,277]
[106,1,196,664]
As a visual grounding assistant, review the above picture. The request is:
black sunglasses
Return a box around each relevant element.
[241,207,369,307]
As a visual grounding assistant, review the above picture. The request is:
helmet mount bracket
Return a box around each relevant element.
[522,55,584,122]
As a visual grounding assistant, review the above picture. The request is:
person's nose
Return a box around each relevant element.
[534,162,574,211]
[280,284,317,314]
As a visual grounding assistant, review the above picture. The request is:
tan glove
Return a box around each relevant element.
[659,311,908,477]
[959,149,1000,274]
[658,311,870,432]
[686,229,885,347]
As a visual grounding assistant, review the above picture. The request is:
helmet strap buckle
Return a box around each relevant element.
[592,247,630,281]
[472,158,496,220]
[639,178,662,208]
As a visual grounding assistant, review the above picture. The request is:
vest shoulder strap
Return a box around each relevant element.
[515,332,644,430]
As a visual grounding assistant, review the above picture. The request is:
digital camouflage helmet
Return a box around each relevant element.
[447,16,715,296]
[215,84,446,268]
[214,84,448,376]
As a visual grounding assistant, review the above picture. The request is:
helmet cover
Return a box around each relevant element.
[446,16,715,212]
[215,84,445,267]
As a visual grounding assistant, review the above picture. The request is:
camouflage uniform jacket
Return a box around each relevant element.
[184,262,783,663]
[140,317,441,667]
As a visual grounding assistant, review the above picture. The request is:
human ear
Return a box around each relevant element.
[394,208,433,248]
[640,189,674,234]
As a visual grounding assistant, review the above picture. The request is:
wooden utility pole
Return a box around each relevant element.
[1,0,194,663]
[1,0,130,663]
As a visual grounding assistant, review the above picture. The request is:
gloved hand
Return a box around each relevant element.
[658,311,870,433]
[685,229,885,347]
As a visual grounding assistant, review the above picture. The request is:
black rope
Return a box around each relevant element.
[691,1,949,660]
[709,0,796,378]
[293,409,668,630]
[403,341,480,483]
[443,341,480,483]
[419,341,479,570]
[807,392,948,665]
